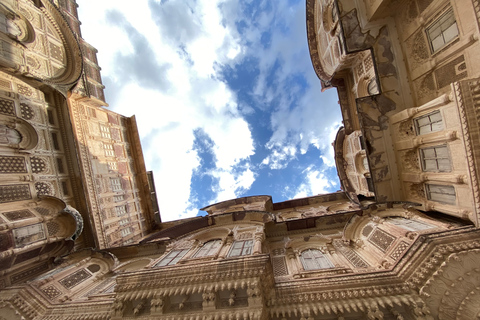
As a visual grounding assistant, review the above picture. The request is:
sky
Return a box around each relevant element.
[77,0,343,221]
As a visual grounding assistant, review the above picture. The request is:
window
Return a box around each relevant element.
[300,249,334,270]
[194,239,222,258]
[107,162,117,171]
[426,9,458,53]
[115,205,127,217]
[120,228,132,236]
[13,223,46,247]
[119,219,129,226]
[420,145,450,172]
[51,132,60,150]
[110,178,122,192]
[388,217,434,231]
[414,111,443,135]
[156,249,190,267]
[100,125,111,139]
[114,195,124,202]
[367,79,378,95]
[228,240,254,257]
[104,143,115,157]
[426,184,456,205]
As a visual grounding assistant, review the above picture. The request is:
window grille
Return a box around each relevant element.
[300,249,334,270]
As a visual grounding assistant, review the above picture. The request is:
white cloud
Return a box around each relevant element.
[77,0,255,221]
[291,166,337,199]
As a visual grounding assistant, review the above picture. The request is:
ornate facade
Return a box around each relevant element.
[2,0,480,319]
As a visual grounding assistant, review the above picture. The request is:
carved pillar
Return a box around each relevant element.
[253,232,265,255]
[402,172,468,184]
[150,294,164,315]
[218,235,233,259]
[424,201,471,219]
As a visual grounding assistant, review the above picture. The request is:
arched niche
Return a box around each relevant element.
[0,0,83,93]
[343,203,439,242]
[0,117,38,150]
[115,258,152,273]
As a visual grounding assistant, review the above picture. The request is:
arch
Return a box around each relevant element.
[115,258,152,273]
[0,0,83,92]
[0,117,38,150]
[343,203,424,242]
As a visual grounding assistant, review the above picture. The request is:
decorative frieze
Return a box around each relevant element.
[59,269,92,289]
[0,156,27,174]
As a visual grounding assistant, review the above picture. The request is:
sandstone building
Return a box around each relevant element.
[1,0,480,319]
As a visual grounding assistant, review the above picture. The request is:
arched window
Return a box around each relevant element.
[155,249,189,267]
[387,217,435,231]
[300,249,334,270]
[194,239,222,258]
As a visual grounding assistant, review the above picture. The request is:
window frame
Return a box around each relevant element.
[228,239,254,257]
[420,145,451,172]
[155,248,190,267]
[426,184,456,205]
[426,8,459,54]
[110,178,122,192]
[193,239,222,258]
[300,249,335,271]
[414,111,443,135]
[387,217,435,231]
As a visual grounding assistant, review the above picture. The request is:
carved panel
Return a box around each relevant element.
[15,247,42,264]
[35,182,53,196]
[0,233,13,251]
[272,248,286,256]
[390,241,410,260]
[42,285,62,299]
[19,103,35,120]
[34,207,50,216]
[59,269,91,289]
[17,84,33,97]
[46,221,59,236]
[30,157,47,174]
[4,210,34,221]
[272,256,288,277]
[435,55,467,89]
[10,262,49,284]
[0,184,31,203]
[368,228,396,252]
[0,156,27,174]
[0,98,15,116]
[362,225,374,237]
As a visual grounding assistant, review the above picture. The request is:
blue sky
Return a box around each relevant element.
[77,0,343,221]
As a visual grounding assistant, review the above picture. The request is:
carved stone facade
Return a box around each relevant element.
[2,0,480,320]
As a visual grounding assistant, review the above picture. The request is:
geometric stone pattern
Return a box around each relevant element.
[30,157,47,174]
[0,156,27,173]
[10,262,49,284]
[362,225,374,237]
[42,285,62,299]
[0,184,31,203]
[0,98,15,116]
[368,228,396,253]
[34,207,50,216]
[390,241,410,261]
[339,246,370,268]
[49,42,63,61]
[272,256,288,277]
[4,210,35,221]
[59,269,91,289]
[20,103,35,120]
[46,221,59,236]
[15,248,42,264]
[17,84,33,97]
[35,182,53,196]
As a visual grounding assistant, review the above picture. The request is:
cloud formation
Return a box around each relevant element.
[77,0,343,220]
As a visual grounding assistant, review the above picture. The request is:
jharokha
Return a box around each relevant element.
[2,0,480,319]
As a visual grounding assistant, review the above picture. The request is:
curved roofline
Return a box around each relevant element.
[306,0,334,82]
